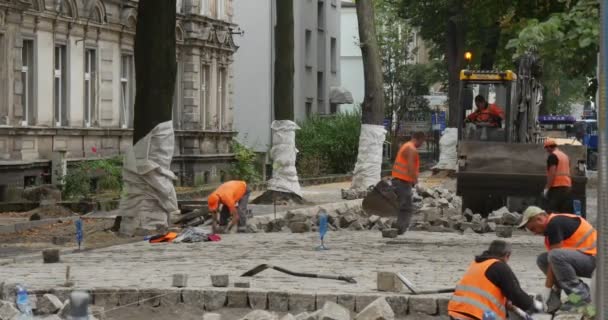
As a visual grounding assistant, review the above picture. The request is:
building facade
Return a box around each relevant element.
[233,0,344,155]
[0,0,240,193]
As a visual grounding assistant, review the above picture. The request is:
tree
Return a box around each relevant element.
[274,0,295,121]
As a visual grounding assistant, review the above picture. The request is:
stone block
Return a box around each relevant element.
[436,297,450,315]
[552,312,583,320]
[140,289,162,307]
[203,290,226,311]
[318,301,350,320]
[0,301,19,320]
[226,290,249,308]
[337,294,355,312]
[377,272,403,292]
[409,296,437,315]
[532,314,554,320]
[0,282,18,301]
[496,225,513,238]
[280,314,296,320]
[211,274,229,287]
[202,313,222,320]
[268,291,289,312]
[248,291,268,310]
[37,293,64,314]
[93,289,119,308]
[316,294,338,307]
[382,229,398,238]
[50,288,72,304]
[241,310,276,320]
[117,289,140,306]
[355,295,381,312]
[160,289,181,306]
[385,295,408,316]
[294,312,311,320]
[181,289,204,310]
[289,222,311,233]
[235,282,251,288]
[354,297,394,320]
[172,274,188,288]
[42,249,60,263]
[288,293,316,313]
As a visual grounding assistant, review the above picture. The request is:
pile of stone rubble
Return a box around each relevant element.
[0,293,103,320]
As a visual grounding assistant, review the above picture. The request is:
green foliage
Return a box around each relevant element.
[567,293,597,319]
[63,157,123,200]
[296,112,362,177]
[229,140,261,183]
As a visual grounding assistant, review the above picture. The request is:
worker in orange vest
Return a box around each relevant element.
[520,206,596,312]
[448,240,543,320]
[207,180,251,233]
[465,95,505,127]
[543,139,573,213]
[391,131,425,235]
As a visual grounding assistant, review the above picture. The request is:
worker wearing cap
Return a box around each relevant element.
[207,180,250,233]
[391,131,426,235]
[520,206,596,311]
[448,240,543,320]
[465,95,505,127]
[543,139,573,213]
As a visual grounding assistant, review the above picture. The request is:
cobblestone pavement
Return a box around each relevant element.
[0,230,547,296]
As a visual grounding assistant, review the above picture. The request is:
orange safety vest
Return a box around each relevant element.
[208,180,248,212]
[467,104,504,127]
[448,259,507,320]
[392,141,419,183]
[548,149,571,188]
[544,213,597,256]
[149,232,178,243]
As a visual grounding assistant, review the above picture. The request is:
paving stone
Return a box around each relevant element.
[268,291,289,312]
[552,311,584,320]
[354,297,395,320]
[203,290,227,311]
[116,289,139,306]
[93,289,119,308]
[172,274,188,288]
[181,289,204,310]
[29,294,38,310]
[496,225,513,238]
[0,282,17,302]
[0,300,19,320]
[38,293,64,314]
[288,293,316,313]
[337,294,355,312]
[211,274,229,287]
[436,297,450,315]
[160,289,181,306]
[235,282,251,288]
[355,294,381,312]
[42,249,60,263]
[227,290,249,308]
[248,291,268,310]
[294,312,312,320]
[409,296,437,315]
[531,314,553,320]
[50,288,72,303]
[317,301,350,320]
[240,310,276,320]
[316,293,338,307]
[280,314,296,320]
[203,313,222,320]
[382,229,398,238]
[377,272,403,292]
[289,222,311,233]
[385,295,408,316]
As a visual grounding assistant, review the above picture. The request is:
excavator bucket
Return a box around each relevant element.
[362,179,400,217]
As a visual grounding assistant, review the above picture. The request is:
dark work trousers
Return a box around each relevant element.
[393,178,414,235]
[219,189,251,227]
[545,186,573,213]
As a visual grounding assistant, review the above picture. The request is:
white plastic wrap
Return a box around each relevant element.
[119,121,180,235]
[267,120,302,196]
[432,127,458,171]
[351,124,387,191]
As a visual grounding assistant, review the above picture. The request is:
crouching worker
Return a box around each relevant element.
[207,180,251,233]
[448,240,543,320]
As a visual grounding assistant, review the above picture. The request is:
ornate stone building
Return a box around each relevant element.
[0,0,239,194]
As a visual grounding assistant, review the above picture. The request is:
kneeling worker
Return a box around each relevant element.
[207,180,251,233]
[519,206,596,311]
[448,240,543,320]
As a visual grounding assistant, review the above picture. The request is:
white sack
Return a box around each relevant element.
[351,124,387,191]
[432,127,458,171]
[119,121,179,235]
[267,120,302,196]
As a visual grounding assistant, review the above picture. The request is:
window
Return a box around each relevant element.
[54,45,67,127]
[217,67,226,130]
[200,0,208,15]
[120,54,134,128]
[84,49,97,127]
[330,37,337,73]
[173,62,183,129]
[216,0,225,19]
[306,102,312,118]
[305,29,312,68]
[317,72,324,112]
[201,64,210,129]
[317,1,325,30]
[21,40,34,126]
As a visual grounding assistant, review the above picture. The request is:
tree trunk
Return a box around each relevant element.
[133,0,177,143]
[480,22,501,70]
[446,7,466,128]
[274,0,294,121]
[356,0,384,125]
[350,0,386,191]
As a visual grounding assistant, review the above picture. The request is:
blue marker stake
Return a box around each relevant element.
[75,219,83,250]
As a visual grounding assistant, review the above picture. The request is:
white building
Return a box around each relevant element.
[233,0,348,154]
[0,0,240,193]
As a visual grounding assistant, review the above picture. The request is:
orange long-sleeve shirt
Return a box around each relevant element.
[208,180,247,212]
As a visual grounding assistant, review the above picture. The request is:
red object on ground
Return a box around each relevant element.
[208,234,221,242]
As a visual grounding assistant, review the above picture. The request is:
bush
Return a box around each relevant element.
[296,112,361,177]
[230,140,262,183]
[63,157,123,199]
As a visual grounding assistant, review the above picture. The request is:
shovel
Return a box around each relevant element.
[242,264,357,284]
